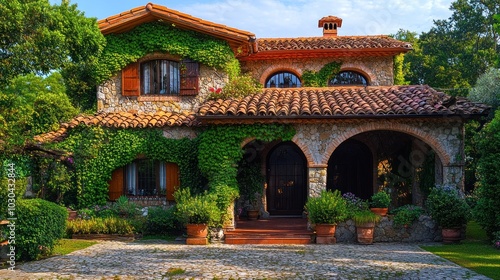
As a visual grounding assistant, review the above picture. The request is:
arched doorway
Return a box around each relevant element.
[327,139,373,199]
[267,142,307,215]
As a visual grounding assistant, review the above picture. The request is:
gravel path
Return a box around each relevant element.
[1,241,490,280]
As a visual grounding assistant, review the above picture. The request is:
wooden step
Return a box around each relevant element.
[224,217,313,245]
[225,233,313,245]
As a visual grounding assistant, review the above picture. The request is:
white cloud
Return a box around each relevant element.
[176,0,454,37]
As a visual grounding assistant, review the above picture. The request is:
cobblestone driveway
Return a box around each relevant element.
[1,241,490,279]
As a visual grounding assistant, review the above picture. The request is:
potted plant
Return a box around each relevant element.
[426,186,470,244]
[237,158,264,220]
[369,191,391,216]
[352,209,381,245]
[392,205,424,228]
[174,189,221,245]
[305,190,348,244]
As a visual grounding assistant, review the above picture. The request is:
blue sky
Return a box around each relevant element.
[51,0,455,38]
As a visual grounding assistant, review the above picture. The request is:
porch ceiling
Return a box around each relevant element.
[198,85,490,122]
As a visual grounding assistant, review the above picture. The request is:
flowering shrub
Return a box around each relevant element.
[342,192,368,214]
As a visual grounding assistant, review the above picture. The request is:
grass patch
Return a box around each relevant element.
[421,221,500,280]
[52,239,97,256]
[138,234,177,241]
[163,267,185,277]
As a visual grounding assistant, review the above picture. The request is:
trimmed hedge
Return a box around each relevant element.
[16,199,68,260]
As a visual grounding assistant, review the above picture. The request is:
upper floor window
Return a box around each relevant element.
[265,72,301,88]
[141,60,180,95]
[121,59,199,97]
[329,71,368,86]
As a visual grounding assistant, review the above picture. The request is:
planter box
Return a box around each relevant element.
[71,234,138,241]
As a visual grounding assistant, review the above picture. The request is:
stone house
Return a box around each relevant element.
[36,3,488,217]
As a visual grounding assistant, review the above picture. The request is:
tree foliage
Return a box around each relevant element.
[397,0,499,96]
[0,0,105,88]
[468,67,500,113]
[474,110,500,240]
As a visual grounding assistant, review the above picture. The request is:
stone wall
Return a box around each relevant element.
[336,215,442,243]
[241,56,394,86]
[97,64,228,114]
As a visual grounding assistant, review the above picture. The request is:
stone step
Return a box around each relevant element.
[225,233,313,245]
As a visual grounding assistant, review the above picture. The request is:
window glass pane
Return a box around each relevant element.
[329,71,368,86]
[137,159,157,196]
[265,72,301,88]
[140,60,180,95]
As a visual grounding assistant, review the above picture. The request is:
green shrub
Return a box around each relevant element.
[112,196,140,218]
[426,186,470,228]
[209,74,261,100]
[352,209,381,225]
[174,189,221,226]
[474,110,500,239]
[370,191,391,208]
[16,199,68,261]
[146,206,178,234]
[0,177,26,220]
[392,205,424,227]
[305,190,348,225]
[66,217,135,235]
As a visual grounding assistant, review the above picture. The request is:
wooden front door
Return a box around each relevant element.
[267,142,307,215]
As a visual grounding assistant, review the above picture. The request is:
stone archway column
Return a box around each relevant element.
[442,165,465,192]
[308,165,328,198]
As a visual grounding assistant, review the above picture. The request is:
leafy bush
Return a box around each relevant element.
[0,177,26,220]
[370,191,391,208]
[66,217,135,235]
[305,190,348,224]
[113,196,140,218]
[474,110,500,240]
[146,206,179,234]
[209,74,261,100]
[16,199,68,260]
[352,209,381,225]
[392,205,424,227]
[342,192,368,218]
[174,189,221,226]
[426,186,470,228]
[468,67,500,113]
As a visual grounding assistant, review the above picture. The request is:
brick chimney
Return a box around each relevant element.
[319,16,342,37]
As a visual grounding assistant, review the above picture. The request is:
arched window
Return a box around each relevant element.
[329,71,368,86]
[141,60,180,95]
[265,72,301,88]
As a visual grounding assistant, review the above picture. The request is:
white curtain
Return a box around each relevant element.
[126,162,137,195]
[159,162,166,193]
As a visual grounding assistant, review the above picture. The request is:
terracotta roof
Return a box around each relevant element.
[198,85,490,120]
[240,36,412,60]
[98,3,256,57]
[34,111,198,143]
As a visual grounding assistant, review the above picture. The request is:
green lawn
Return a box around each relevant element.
[52,239,98,256]
[421,221,500,280]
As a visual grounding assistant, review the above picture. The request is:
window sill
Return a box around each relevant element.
[137,95,181,102]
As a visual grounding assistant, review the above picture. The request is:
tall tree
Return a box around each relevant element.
[0,0,105,108]
[400,0,499,96]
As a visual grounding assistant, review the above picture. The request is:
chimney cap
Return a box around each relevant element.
[318,16,343,28]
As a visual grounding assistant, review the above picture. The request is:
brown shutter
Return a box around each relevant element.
[122,62,140,96]
[166,163,180,201]
[108,167,124,201]
[179,60,199,96]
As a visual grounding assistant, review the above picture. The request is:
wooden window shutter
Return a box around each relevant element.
[108,167,124,201]
[122,62,140,96]
[165,163,180,201]
[180,60,199,96]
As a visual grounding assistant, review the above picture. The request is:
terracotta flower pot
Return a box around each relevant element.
[442,228,461,244]
[247,210,259,220]
[315,224,337,244]
[356,222,375,245]
[370,208,388,216]
[186,224,208,238]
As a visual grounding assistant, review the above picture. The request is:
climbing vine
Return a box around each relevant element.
[302,61,342,87]
[94,21,238,84]
[198,124,295,191]
[53,127,202,208]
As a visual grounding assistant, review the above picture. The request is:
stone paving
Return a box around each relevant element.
[1,240,490,280]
